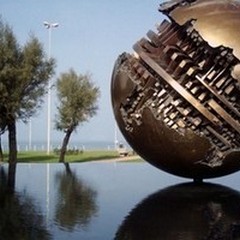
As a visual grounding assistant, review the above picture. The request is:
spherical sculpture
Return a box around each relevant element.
[111,0,240,180]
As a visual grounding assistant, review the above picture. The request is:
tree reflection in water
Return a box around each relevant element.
[115,183,240,240]
[0,166,52,240]
[54,163,98,232]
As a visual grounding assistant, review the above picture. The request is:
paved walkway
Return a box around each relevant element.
[92,155,141,163]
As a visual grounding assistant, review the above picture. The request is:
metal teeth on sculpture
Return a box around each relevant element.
[119,17,240,166]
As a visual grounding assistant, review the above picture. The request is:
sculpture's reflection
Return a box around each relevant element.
[0,166,52,240]
[115,183,240,240]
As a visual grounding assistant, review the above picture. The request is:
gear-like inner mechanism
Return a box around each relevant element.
[111,0,240,179]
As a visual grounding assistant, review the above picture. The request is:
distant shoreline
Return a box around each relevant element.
[1,140,130,152]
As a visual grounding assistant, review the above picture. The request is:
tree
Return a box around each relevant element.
[55,69,100,163]
[0,19,55,187]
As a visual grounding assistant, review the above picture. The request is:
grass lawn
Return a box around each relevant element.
[2,150,120,163]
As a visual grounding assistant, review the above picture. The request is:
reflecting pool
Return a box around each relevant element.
[1,162,240,239]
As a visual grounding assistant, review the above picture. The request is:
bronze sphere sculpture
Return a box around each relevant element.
[111,0,240,180]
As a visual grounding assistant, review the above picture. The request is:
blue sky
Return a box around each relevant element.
[1,0,164,146]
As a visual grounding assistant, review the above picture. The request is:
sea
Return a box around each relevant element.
[1,140,128,152]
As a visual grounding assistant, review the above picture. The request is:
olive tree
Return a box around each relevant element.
[55,69,100,163]
[0,19,55,187]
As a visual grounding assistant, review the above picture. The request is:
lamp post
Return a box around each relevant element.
[29,119,32,151]
[43,21,59,154]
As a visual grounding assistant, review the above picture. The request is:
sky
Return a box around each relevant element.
[1,0,165,146]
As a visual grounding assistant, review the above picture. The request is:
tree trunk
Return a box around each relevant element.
[0,136,3,162]
[7,120,17,189]
[59,128,73,163]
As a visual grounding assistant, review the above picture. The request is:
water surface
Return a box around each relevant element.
[1,162,240,239]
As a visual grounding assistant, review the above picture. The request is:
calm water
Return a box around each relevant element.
[1,162,240,240]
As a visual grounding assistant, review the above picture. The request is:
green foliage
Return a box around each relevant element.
[18,35,55,121]
[0,20,20,131]
[55,69,100,132]
[0,18,55,128]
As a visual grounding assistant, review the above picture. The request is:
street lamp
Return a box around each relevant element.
[43,21,59,154]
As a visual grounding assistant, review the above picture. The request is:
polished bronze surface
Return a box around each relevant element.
[115,183,240,239]
[111,0,240,180]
